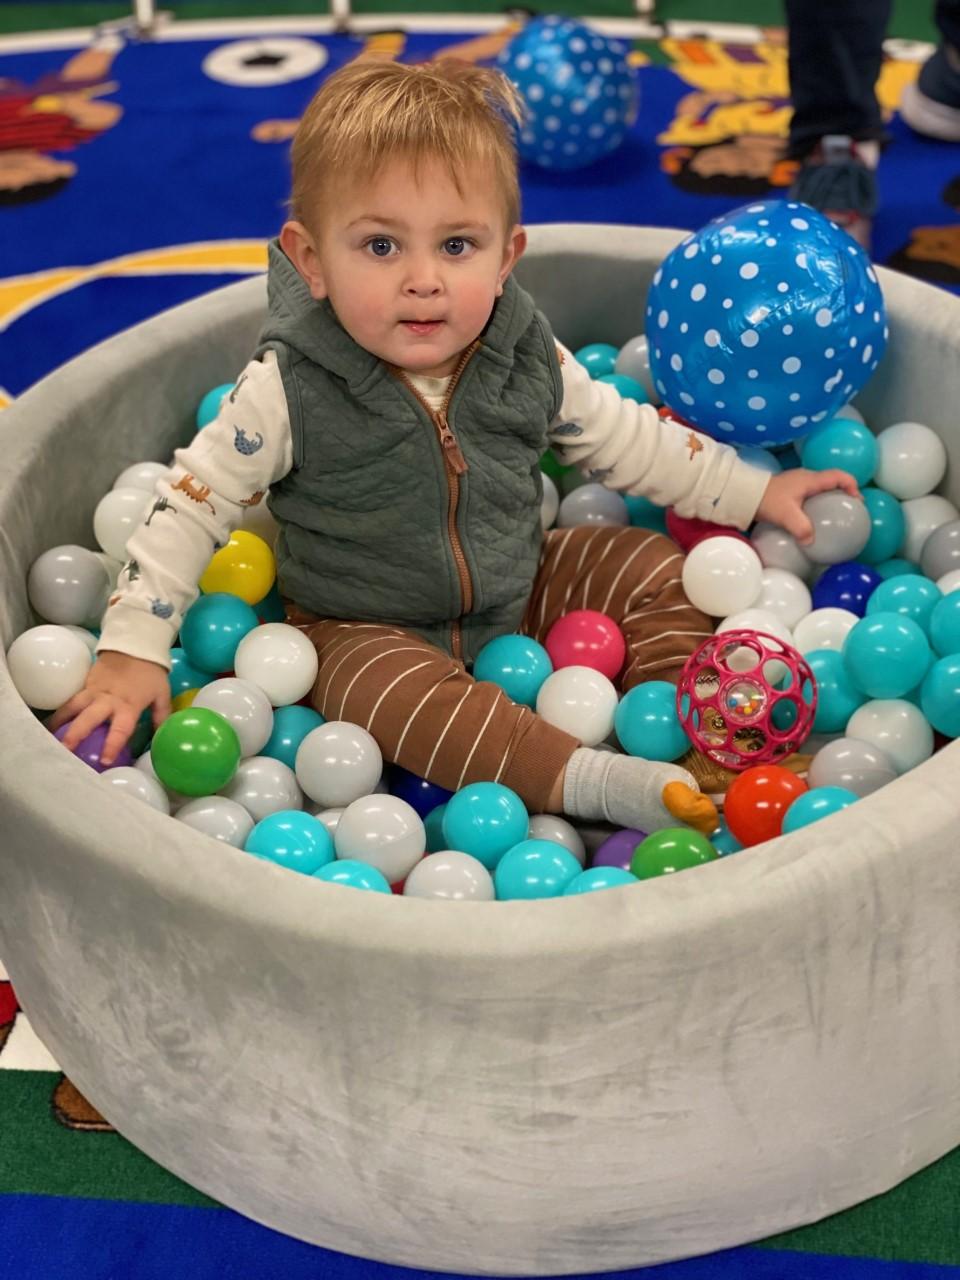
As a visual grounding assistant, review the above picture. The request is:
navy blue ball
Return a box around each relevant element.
[388,764,453,819]
[811,561,883,616]
[646,200,887,446]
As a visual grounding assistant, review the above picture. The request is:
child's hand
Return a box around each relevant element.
[48,651,172,767]
[755,468,861,546]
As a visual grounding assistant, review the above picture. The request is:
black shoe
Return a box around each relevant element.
[901,43,960,141]
[788,134,878,251]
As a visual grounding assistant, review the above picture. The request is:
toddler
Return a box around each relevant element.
[52,59,855,836]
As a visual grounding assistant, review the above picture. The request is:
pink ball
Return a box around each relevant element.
[544,610,626,681]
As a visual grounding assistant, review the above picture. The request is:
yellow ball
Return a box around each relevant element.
[172,688,199,712]
[199,530,276,605]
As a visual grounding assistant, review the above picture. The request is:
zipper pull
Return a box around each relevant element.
[436,412,468,475]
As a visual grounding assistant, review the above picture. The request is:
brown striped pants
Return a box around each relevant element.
[287,527,712,813]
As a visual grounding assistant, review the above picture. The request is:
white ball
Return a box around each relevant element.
[62,626,98,656]
[334,794,426,883]
[311,806,344,836]
[808,736,898,797]
[27,545,111,627]
[937,568,960,596]
[191,677,274,757]
[233,622,319,706]
[135,749,190,812]
[527,814,587,866]
[874,421,947,500]
[900,494,960,564]
[403,850,495,901]
[540,471,559,530]
[219,756,303,821]
[6,624,92,710]
[98,766,170,814]
[792,606,859,653]
[752,568,812,629]
[716,607,794,683]
[113,460,170,493]
[750,521,815,582]
[92,552,123,592]
[837,404,866,425]
[557,483,629,528]
[176,795,255,847]
[681,536,763,617]
[92,487,151,561]
[614,333,657,401]
[535,665,618,746]
[295,721,383,808]
[845,699,934,775]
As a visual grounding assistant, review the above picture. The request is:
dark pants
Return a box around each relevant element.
[786,0,960,155]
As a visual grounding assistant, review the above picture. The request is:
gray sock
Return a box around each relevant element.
[562,747,698,833]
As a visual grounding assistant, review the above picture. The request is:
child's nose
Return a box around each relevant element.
[402,255,443,296]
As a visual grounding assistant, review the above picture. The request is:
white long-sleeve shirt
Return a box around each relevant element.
[97,342,770,669]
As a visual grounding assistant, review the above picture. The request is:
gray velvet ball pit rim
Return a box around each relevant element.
[1,223,959,1276]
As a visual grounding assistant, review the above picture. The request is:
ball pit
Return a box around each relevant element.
[1,225,960,1274]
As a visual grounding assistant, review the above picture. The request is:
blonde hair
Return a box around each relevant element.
[289,59,524,233]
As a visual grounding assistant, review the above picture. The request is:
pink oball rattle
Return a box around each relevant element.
[676,629,818,770]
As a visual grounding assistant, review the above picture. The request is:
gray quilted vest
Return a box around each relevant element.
[257,241,563,664]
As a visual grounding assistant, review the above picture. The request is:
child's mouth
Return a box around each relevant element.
[402,320,444,336]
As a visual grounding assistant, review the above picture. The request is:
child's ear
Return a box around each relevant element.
[496,225,527,296]
[279,220,327,299]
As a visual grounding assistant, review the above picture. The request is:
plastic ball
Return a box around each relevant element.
[808,736,897,796]
[645,199,886,446]
[219,754,303,820]
[842,611,932,698]
[233,622,319,706]
[845,698,933,774]
[592,828,646,870]
[333,794,426,883]
[441,782,529,871]
[540,472,560,530]
[750,521,815,582]
[918,518,960,582]
[245,809,335,875]
[598,372,649,404]
[792,606,859,653]
[724,764,807,846]
[564,866,637,895]
[811,561,881,617]
[98,765,170,813]
[802,492,871,564]
[27,545,111,627]
[169,647,210,699]
[175,795,254,847]
[666,510,751,552]
[800,417,878,487]
[937,569,960,596]
[630,827,718,878]
[873,421,947,500]
[260,704,325,771]
[574,343,618,377]
[190,676,274,758]
[752,568,812,628]
[53,720,133,772]
[494,839,583,900]
[403,851,495,901]
[423,802,448,854]
[624,494,669,534]
[150,707,241,796]
[708,817,743,855]
[544,609,626,681]
[736,445,783,475]
[859,487,906,564]
[805,648,867,732]
[535,665,619,746]
[386,764,452,820]
[172,689,198,712]
[920,655,960,737]
[92,487,151,561]
[527,814,586,866]
[497,18,636,172]
[557,483,629,528]
[900,495,960,564]
[781,785,858,833]
[294,721,383,808]
[135,749,190,813]
[313,859,391,893]
[179,593,260,675]
[473,633,553,709]
[6,624,92,710]
[615,334,657,401]
[681,536,763,617]
[199,530,276,606]
[875,558,919,580]
[929,590,960,658]
[113,460,170,493]
[866,574,941,633]
[196,381,234,429]
[614,680,689,761]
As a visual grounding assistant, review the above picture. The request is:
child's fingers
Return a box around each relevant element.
[101,706,139,767]
[48,689,97,734]
[59,697,113,751]
[810,468,861,500]
[152,685,172,730]
[786,507,815,546]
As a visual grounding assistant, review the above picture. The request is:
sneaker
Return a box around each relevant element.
[788,134,879,251]
[900,43,960,142]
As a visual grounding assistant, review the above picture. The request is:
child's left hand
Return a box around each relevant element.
[755,468,861,547]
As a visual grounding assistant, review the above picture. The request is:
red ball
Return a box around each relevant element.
[724,765,808,847]
[544,609,627,681]
[665,508,752,553]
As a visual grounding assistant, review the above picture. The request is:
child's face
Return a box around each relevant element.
[283,156,525,378]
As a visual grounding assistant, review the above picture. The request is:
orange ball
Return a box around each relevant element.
[723,764,808,847]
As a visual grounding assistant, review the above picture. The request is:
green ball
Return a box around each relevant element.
[539,449,576,482]
[151,707,241,796]
[630,827,718,879]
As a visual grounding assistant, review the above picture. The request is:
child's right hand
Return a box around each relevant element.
[49,651,172,767]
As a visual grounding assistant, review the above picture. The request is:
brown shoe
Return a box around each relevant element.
[52,1075,114,1132]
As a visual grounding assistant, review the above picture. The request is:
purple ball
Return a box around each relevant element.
[54,720,133,772]
[592,828,646,870]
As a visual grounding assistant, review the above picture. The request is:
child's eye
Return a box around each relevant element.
[365,237,397,257]
[443,237,474,257]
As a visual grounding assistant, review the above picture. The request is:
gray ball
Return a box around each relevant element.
[919,518,960,581]
[802,492,872,565]
[808,736,898,797]
[27,543,111,627]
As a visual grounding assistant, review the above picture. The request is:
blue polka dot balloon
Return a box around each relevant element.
[496,17,637,171]
[645,200,887,446]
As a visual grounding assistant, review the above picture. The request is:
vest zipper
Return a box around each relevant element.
[392,341,478,661]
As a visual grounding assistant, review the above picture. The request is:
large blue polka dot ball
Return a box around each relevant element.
[496,16,637,171]
[645,200,887,447]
